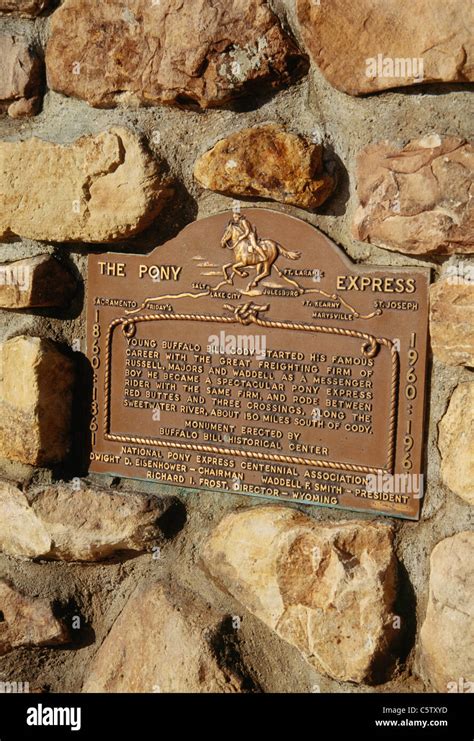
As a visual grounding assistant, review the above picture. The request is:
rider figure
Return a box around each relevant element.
[232,213,265,259]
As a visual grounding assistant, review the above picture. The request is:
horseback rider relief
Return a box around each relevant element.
[231,213,266,260]
[220,212,301,293]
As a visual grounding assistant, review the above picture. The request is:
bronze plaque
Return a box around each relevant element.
[87,209,430,519]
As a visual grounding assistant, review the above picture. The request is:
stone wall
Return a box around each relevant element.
[0,0,472,694]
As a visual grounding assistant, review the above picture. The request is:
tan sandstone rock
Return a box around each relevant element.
[46,0,307,110]
[419,532,474,692]
[296,0,474,95]
[0,36,43,117]
[0,1,52,16]
[353,136,473,256]
[194,124,335,209]
[430,276,474,367]
[83,582,244,692]
[438,383,474,506]
[0,255,76,309]
[202,506,398,683]
[0,480,51,558]
[0,479,178,561]
[0,128,172,243]
[0,580,68,656]
[30,484,178,561]
[0,336,74,466]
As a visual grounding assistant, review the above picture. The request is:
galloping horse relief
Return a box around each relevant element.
[125,210,382,320]
[220,213,301,294]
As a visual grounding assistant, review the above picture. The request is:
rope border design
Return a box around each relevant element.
[101,311,399,475]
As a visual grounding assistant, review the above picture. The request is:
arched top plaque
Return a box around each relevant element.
[87,209,430,519]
